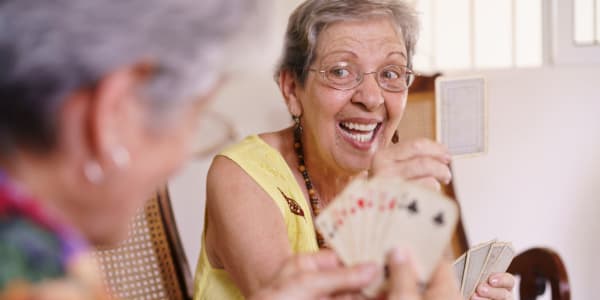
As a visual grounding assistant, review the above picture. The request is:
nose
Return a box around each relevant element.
[351,72,384,111]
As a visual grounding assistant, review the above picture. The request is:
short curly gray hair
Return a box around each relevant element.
[275,0,419,85]
[0,0,258,153]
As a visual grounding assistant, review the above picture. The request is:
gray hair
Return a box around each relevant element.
[275,0,419,85]
[0,0,258,153]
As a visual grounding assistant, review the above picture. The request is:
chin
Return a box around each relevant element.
[86,221,131,248]
[337,155,373,174]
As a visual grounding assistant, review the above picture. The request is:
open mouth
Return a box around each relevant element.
[338,121,383,144]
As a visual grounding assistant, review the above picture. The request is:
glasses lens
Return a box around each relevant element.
[378,65,411,92]
[324,62,359,89]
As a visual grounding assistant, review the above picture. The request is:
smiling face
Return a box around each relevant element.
[290,18,408,175]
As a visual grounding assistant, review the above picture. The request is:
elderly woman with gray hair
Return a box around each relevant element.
[0,0,446,299]
[198,0,515,299]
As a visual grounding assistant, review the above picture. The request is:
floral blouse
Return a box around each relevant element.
[0,171,109,299]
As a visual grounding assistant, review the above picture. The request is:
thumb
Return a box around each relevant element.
[387,248,420,300]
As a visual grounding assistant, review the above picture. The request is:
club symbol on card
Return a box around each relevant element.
[407,200,419,214]
[433,212,445,226]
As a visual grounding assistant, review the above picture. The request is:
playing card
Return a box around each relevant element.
[435,76,487,157]
[315,179,366,264]
[452,253,466,289]
[480,243,516,284]
[462,240,494,298]
[315,177,458,298]
[477,242,507,287]
[452,240,516,299]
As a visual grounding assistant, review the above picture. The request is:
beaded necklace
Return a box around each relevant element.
[292,120,326,248]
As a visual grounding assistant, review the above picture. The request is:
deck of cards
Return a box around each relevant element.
[453,240,516,299]
[315,177,459,297]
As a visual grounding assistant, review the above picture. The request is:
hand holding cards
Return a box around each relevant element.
[453,240,516,299]
[315,177,458,297]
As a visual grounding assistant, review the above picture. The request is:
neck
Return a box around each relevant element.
[299,131,368,207]
[1,150,81,229]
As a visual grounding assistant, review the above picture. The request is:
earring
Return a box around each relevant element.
[83,161,104,184]
[111,145,130,169]
[293,115,303,137]
[392,130,399,144]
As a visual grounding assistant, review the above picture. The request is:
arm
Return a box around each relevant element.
[204,155,293,296]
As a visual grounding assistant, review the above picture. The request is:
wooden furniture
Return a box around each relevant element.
[92,188,193,300]
[398,74,571,300]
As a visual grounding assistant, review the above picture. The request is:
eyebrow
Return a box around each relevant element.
[387,51,407,59]
[319,50,359,59]
[320,50,406,60]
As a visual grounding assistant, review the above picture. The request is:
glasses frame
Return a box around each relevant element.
[309,63,417,93]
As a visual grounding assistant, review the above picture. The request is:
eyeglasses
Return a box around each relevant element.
[309,62,416,92]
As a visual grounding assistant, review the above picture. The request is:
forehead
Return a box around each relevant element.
[315,18,406,62]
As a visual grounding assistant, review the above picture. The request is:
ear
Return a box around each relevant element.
[84,61,155,166]
[278,69,303,117]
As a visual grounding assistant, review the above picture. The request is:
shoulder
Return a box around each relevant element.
[0,216,64,289]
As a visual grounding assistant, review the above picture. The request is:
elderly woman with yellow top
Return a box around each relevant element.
[196,0,515,299]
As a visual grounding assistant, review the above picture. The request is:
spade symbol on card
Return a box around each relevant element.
[407,200,419,214]
[433,212,445,226]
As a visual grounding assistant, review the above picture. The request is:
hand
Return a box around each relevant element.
[371,138,452,191]
[387,248,462,300]
[471,273,515,300]
[249,250,377,300]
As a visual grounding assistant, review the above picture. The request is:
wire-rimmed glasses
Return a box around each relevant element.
[309,61,416,92]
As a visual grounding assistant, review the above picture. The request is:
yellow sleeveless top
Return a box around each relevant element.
[193,135,319,300]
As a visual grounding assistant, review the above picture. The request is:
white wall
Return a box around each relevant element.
[449,66,600,300]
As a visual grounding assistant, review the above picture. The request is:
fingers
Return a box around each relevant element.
[488,273,516,290]
[384,138,451,163]
[472,273,515,300]
[298,263,377,297]
[409,177,442,191]
[386,248,420,300]
[472,284,513,300]
[371,138,452,187]
[277,251,341,278]
[254,254,377,300]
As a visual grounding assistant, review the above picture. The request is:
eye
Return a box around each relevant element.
[381,69,401,80]
[328,67,351,79]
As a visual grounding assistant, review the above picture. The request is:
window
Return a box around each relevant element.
[413,0,543,73]
[554,0,600,64]
[574,0,599,45]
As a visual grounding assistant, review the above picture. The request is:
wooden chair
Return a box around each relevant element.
[397,74,571,300]
[92,187,193,300]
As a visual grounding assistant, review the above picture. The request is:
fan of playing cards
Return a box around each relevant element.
[315,177,459,297]
[453,240,516,299]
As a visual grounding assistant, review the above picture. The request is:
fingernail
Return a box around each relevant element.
[360,264,378,278]
[490,277,499,286]
[478,284,489,295]
[391,248,406,263]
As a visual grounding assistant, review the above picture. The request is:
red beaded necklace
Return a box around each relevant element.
[293,118,326,248]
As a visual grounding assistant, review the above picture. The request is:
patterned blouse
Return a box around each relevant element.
[0,171,109,299]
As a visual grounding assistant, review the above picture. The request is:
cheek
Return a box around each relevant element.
[386,93,407,124]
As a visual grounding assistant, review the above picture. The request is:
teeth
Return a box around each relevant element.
[341,122,378,131]
[340,129,375,143]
